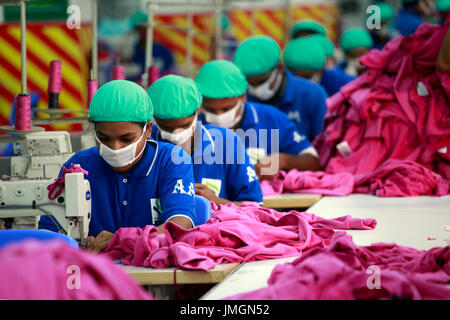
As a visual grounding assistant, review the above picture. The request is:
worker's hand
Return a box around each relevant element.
[86,230,114,253]
[195,183,220,203]
[254,154,282,181]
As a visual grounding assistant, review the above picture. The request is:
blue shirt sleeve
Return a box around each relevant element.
[277,111,312,155]
[158,145,197,226]
[225,130,263,203]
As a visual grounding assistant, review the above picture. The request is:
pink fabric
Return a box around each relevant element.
[313,20,450,182]
[261,159,449,197]
[103,202,377,271]
[0,240,153,300]
[226,232,450,300]
[47,163,89,200]
[260,170,354,196]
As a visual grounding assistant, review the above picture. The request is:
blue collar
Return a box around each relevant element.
[192,122,215,161]
[238,102,259,129]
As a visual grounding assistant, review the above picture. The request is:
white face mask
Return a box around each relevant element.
[345,58,362,76]
[202,99,244,129]
[157,116,197,145]
[248,69,283,101]
[94,123,147,168]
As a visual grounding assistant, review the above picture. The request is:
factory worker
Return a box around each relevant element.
[39,80,196,252]
[437,0,450,24]
[290,20,327,39]
[393,0,430,36]
[284,36,355,97]
[336,28,374,77]
[232,35,328,142]
[369,2,396,49]
[148,74,263,205]
[195,60,321,180]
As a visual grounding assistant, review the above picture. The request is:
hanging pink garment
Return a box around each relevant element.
[0,240,153,300]
[225,232,450,300]
[103,202,377,271]
[313,19,450,181]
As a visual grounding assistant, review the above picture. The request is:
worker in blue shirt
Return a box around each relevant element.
[39,80,196,252]
[336,28,374,77]
[369,2,396,50]
[195,60,321,181]
[393,0,431,36]
[284,36,355,97]
[232,35,328,142]
[148,74,263,205]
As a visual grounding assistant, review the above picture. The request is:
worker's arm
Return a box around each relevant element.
[254,151,321,181]
[437,26,450,73]
[157,216,193,234]
[195,183,243,206]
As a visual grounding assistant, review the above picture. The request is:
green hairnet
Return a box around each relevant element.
[307,34,335,57]
[291,20,326,38]
[374,2,395,22]
[148,74,202,120]
[340,28,373,52]
[437,0,450,12]
[89,80,153,122]
[284,37,326,71]
[129,11,147,28]
[195,60,248,99]
[232,36,281,77]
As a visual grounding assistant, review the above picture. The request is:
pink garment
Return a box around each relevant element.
[261,160,449,197]
[103,202,377,271]
[226,232,450,300]
[0,239,153,300]
[313,19,450,182]
[354,159,449,196]
[260,170,354,196]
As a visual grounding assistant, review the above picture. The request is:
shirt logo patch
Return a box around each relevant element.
[247,166,257,183]
[293,131,306,143]
[201,178,222,197]
[246,147,267,165]
[172,179,195,196]
[288,111,301,123]
[150,198,162,225]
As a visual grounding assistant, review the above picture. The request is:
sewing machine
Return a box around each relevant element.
[0,172,91,246]
[7,131,74,179]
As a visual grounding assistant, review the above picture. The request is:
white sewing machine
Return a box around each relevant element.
[8,131,74,179]
[0,172,91,246]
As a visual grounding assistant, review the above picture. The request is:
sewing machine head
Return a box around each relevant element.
[0,172,91,247]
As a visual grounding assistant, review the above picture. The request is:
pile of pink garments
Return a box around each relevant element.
[226,232,450,300]
[103,202,376,271]
[311,19,450,189]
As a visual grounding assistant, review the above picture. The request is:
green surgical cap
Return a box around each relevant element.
[129,11,147,28]
[375,2,395,22]
[195,60,248,99]
[89,80,153,122]
[291,20,326,38]
[437,0,450,12]
[284,37,326,71]
[340,28,373,52]
[148,74,202,120]
[233,36,281,77]
[307,34,335,57]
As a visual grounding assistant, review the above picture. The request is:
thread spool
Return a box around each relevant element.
[48,60,62,109]
[112,65,125,80]
[87,80,98,109]
[15,94,31,131]
[148,66,159,86]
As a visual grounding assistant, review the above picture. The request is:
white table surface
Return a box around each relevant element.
[201,194,450,300]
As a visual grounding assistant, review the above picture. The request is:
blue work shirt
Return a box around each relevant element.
[320,68,356,97]
[152,121,263,203]
[38,139,196,237]
[199,101,312,164]
[393,9,424,36]
[248,69,328,142]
